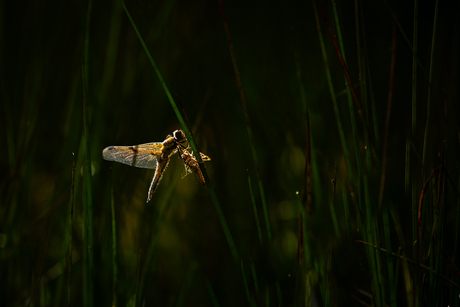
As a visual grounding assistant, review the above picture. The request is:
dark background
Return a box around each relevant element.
[1,0,459,306]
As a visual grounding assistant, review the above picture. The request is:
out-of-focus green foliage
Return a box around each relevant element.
[1,0,459,306]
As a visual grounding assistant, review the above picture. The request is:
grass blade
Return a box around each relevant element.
[67,153,76,307]
[121,0,239,265]
[217,0,272,244]
[250,261,259,295]
[82,0,94,299]
[248,171,263,246]
[311,0,354,181]
[421,0,440,173]
[241,259,256,307]
[206,280,220,307]
[378,22,397,214]
[317,0,369,138]
[383,203,396,307]
[110,171,118,307]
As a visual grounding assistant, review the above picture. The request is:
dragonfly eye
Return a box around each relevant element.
[173,130,185,141]
[173,130,188,148]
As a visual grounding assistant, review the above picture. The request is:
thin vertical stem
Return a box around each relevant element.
[378,22,397,213]
[248,171,263,246]
[67,153,76,307]
[217,0,271,244]
[111,176,118,307]
[421,0,440,172]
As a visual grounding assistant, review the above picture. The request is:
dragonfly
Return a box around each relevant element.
[178,146,211,186]
[102,130,210,202]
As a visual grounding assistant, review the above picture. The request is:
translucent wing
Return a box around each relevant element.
[102,142,164,169]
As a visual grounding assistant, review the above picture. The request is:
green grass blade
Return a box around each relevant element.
[217,0,272,244]
[241,259,256,307]
[82,0,94,301]
[67,153,76,307]
[250,261,259,295]
[248,171,263,246]
[296,192,311,306]
[136,170,180,303]
[421,0,440,174]
[312,0,354,182]
[354,0,367,121]
[121,0,239,265]
[382,0,427,79]
[110,172,118,307]
[324,245,332,307]
[378,22,396,213]
[342,184,352,240]
[317,0,369,139]
[390,205,414,307]
[206,280,220,307]
[329,162,340,241]
[135,249,143,307]
[276,281,283,307]
[412,0,419,136]
[265,285,270,307]
[383,203,397,307]
[176,263,198,307]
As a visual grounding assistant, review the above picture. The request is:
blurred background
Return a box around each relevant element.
[1,0,459,306]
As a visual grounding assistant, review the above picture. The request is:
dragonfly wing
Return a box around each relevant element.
[102,142,163,169]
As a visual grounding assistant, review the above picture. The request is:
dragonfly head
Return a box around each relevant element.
[173,130,188,149]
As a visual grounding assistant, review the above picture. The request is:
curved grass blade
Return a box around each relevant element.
[121,0,239,265]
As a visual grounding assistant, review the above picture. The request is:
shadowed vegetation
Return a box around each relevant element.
[1,0,459,306]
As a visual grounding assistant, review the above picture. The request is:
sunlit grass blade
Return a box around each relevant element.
[121,0,239,265]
